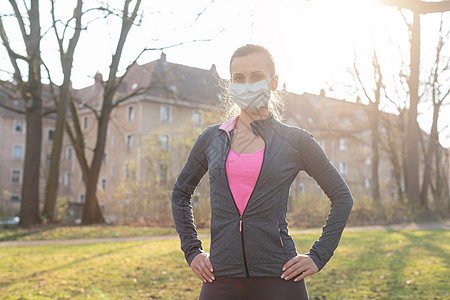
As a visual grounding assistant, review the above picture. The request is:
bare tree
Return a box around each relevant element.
[419,14,450,208]
[352,49,383,205]
[0,0,43,226]
[42,0,83,222]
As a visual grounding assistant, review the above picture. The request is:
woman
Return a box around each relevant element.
[171,44,353,300]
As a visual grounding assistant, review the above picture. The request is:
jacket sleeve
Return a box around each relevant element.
[298,131,353,271]
[171,129,209,266]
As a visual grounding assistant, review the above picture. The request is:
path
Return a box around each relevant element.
[0,222,448,247]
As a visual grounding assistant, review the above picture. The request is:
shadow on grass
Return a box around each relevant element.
[0,226,59,242]
[0,242,143,289]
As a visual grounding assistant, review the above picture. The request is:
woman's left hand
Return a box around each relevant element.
[281,254,319,282]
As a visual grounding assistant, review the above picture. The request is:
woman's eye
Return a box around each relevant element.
[233,76,245,83]
[253,73,265,81]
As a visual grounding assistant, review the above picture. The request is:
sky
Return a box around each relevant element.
[0,0,449,147]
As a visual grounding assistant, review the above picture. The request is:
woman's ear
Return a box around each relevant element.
[271,75,279,91]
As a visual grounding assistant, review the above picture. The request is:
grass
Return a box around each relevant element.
[0,225,208,242]
[0,229,448,299]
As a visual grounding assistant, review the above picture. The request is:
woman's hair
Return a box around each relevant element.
[221,44,286,122]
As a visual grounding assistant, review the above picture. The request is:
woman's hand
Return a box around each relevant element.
[281,254,319,282]
[190,252,215,283]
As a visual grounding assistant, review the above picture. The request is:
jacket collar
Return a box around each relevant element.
[219,112,276,139]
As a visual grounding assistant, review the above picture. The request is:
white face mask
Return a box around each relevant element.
[228,78,274,111]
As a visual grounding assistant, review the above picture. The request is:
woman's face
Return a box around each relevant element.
[230,52,278,91]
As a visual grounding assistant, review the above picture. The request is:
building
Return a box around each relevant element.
[0,53,448,222]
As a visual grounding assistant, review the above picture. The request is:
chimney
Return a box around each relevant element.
[356,95,361,103]
[160,51,166,62]
[210,64,216,73]
[94,72,103,84]
[320,88,325,96]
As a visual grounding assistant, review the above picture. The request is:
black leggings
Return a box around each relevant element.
[199,276,309,300]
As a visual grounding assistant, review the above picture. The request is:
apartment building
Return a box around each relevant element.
[1,53,448,221]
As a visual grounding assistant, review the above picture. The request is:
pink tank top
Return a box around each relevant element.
[225,147,265,215]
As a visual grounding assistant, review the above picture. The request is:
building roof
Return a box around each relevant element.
[73,53,223,109]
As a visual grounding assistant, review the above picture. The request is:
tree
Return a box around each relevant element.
[0,0,43,226]
[377,0,450,207]
[419,14,450,208]
[42,0,83,222]
[353,49,383,204]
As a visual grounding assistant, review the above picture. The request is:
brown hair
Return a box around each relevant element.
[221,44,286,122]
[229,44,276,77]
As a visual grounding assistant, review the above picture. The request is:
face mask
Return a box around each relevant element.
[228,78,273,111]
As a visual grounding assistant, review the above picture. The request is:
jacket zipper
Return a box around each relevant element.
[223,133,267,278]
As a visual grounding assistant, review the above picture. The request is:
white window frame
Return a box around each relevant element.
[11,169,22,184]
[111,135,117,148]
[47,128,55,142]
[192,110,201,126]
[83,116,88,130]
[126,134,133,150]
[64,171,71,186]
[66,147,72,161]
[13,120,24,133]
[339,138,348,151]
[12,144,23,159]
[103,152,108,165]
[127,105,135,121]
[101,178,107,190]
[78,192,85,203]
[160,105,172,123]
[339,161,348,175]
[160,134,169,151]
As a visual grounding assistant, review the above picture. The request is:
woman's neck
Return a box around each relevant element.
[235,108,270,132]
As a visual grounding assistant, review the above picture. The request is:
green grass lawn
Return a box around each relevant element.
[0,230,448,299]
[0,225,180,241]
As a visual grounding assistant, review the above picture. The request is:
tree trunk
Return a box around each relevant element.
[42,77,70,222]
[405,11,421,207]
[19,0,42,226]
[419,102,439,207]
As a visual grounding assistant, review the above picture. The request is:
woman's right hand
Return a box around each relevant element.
[190,252,215,283]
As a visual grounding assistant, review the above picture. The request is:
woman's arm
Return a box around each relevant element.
[171,129,209,266]
[299,131,354,271]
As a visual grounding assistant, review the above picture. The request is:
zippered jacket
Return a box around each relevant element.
[171,115,353,277]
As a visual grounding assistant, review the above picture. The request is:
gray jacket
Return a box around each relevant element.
[171,115,353,277]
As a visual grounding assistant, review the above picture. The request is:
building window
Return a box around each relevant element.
[103,152,108,165]
[46,153,51,166]
[365,178,371,189]
[101,178,106,190]
[12,145,22,159]
[160,105,172,122]
[66,147,72,161]
[111,135,117,148]
[64,172,71,186]
[127,105,134,121]
[126,134,133,150]
[159,163,167,181]
[339,138,348,151]
[79,171,83,182]
[298,183,305,195]
[14,120,24,133]
[47,128,55,141]
[10,194,21,202]
[339,161,348,175]
[83,116,88,130]
[111,164,116,176]
[160,134,169,151]
[125,163,130,178]
[79,193,85,203]
[11,169,21,184]
[365,156,371,165]
[192,110,201,126]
